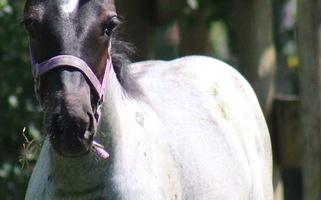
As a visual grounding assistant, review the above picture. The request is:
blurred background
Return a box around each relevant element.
[0,0,320,199]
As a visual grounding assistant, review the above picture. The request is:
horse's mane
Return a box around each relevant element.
[110,32,144,99]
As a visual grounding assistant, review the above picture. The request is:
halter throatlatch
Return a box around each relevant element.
[29,39,112,121]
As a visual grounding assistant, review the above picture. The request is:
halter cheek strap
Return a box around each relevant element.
[29,38,112,121]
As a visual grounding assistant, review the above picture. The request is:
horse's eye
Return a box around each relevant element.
[104,16,120,37]
[22,18,38,38]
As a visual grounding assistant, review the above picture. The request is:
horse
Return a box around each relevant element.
[23,0,273,199]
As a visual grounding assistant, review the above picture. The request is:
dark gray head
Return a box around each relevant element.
[22,0,138,157]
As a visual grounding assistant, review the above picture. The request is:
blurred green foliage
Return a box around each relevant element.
[0,0,42,199]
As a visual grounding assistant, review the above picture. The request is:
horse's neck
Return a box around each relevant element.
[45,69,140,192]
[35,69,172,198]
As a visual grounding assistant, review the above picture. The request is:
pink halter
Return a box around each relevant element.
[29,38,112,120]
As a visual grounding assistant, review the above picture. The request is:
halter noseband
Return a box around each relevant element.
[29,39,112,121]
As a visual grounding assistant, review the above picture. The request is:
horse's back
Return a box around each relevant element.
[131,56,273,199]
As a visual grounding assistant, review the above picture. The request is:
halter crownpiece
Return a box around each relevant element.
[28,38,112,121]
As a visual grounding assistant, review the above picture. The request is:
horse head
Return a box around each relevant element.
[23,0,120,157]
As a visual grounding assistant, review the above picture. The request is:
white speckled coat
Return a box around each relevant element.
[26,56,273,200]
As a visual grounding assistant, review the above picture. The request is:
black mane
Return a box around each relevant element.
[110,34,144,99]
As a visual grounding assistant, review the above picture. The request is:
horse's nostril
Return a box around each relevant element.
[84,113,95,140]
[84,130,93,140]
[87,113,94,130]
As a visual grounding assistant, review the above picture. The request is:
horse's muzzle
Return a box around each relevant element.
[41,69,97,157]
[48,109,96,157]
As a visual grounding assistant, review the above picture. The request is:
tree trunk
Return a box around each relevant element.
[273,0,298,95]
[178,8,213,56]
[116,0,157,60]
[298,0,321,199]
[234,0,276,116]
[116,0,186,61]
